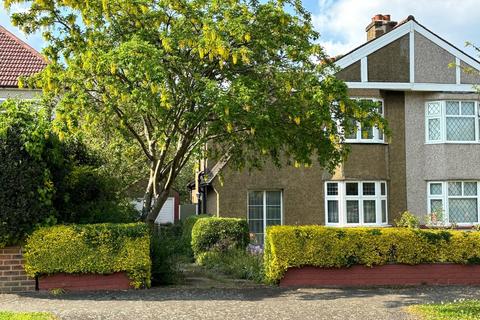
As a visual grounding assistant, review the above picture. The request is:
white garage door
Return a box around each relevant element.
[155,197,175,224]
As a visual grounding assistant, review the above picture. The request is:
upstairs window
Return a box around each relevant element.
[344,98,385,143]
[425,101,479,143]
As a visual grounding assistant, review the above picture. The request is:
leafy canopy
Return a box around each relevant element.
[6,0,384,221]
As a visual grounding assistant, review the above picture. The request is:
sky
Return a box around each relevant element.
[1,0,479,58]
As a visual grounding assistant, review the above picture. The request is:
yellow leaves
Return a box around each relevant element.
[226,123,233,133]
[232,52,238,65]
[198,48,205,59]
[243,104,251,112]
[224,106,229,116]
[294,161,300,168]
[150,83,160,94]
[339,101,346,113]
[109,63,117,75]
[239,47,250,64]
[293,116,301,125]
[250,127,255,135]
[244,33,251,42]
[162,37,172,52]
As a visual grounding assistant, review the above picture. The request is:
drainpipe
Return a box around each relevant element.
[196,171,205,215]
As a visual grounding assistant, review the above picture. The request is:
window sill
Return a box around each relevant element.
[345,141,388,145]
[425,141,480,145]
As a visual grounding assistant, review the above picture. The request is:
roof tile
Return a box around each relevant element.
[0,25,46,88]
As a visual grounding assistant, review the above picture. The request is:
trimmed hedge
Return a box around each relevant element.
[180,214,210,258]
[264,226,480,284]
[191,217,249,257]
[24,223,151,288]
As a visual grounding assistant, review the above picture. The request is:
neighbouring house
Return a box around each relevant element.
[0,25,46,101]
[192,15,480,242]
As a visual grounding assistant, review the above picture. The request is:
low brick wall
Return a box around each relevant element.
[0,246,35,293]
[280,264,480,287]
[39,272,131,291]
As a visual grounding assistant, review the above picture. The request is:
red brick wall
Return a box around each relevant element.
[39,272,131,291]
[280,264,480,287]
[0,246,35,293]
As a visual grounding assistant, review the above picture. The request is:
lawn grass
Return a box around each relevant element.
[0,311,57,320]
[408,300,480,319]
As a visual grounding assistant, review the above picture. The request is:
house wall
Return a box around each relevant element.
[461,61,480,85]
[0,246,35,293]
[414,32,456,84]
[405,91,480,217]
[367,34,410,82]
[211,90,408,225]
[0,88,41,100]
[336,61,361,82]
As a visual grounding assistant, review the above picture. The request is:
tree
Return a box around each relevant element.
[6,0,384,223]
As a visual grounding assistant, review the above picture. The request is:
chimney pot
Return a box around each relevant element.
[366,14,397,41]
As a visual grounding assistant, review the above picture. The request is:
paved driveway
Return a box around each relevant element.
[1,286,480,320]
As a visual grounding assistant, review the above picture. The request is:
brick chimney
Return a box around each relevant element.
[366,14,397,41]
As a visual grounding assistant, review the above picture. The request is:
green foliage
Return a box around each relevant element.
[197,249,264,283]
[264,226,480,284]
[24,223,151,288]
[191,217,250,257]
[0,312,57,320]
[5,0,386,222]
[0,100,137,247]
[409,300,480,320]
[0,100,57,247]
[180,214,211,258]
[54,164,138,224]
[395,211,420,228]
[150,224,186,285]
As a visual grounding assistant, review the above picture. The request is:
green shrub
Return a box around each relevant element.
[191,217,249,257]
[264,226,480,284]
[197,249,264,283]
[180,214,210,258]
[24,223,151,288]
[150,224,186,285]
[395,211,420,228]
[0,101,58,247]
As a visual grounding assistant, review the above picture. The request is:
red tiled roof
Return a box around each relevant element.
[0,25,46,88]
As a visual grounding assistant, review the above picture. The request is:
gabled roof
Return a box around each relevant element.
[334,16,480,92]
[0,25,46,88]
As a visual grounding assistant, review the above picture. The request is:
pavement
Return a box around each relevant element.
[1,285,480,319]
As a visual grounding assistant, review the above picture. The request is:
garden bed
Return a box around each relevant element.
[38,272,131,291]
[280,264,480,287]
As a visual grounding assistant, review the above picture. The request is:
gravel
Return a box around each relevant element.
[1,286,480,320]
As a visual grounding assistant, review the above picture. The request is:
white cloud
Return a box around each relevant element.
[312,0,480,58]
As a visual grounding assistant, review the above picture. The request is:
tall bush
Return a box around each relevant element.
[191,217,249,257]
[0,101,57,246]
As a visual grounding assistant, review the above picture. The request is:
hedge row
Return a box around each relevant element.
[24,223,151,288]
[264,226,480,284]
[191,217,249,257]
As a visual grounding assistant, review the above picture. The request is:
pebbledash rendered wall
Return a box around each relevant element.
[0,247,35,293]
[404,91,480,218]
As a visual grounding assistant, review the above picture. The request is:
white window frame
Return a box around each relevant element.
[344,98,385,144]
[325,181,388,227]
[425,101,479,144]
[427,181,480,226]
[247,190,283,243]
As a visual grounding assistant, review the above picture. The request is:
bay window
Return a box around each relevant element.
[325,181,388,226]
[427,181,479,225]
[425,101,479,143]
[247,190,282,243]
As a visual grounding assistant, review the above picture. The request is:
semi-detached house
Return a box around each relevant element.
[193,15,480,242]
